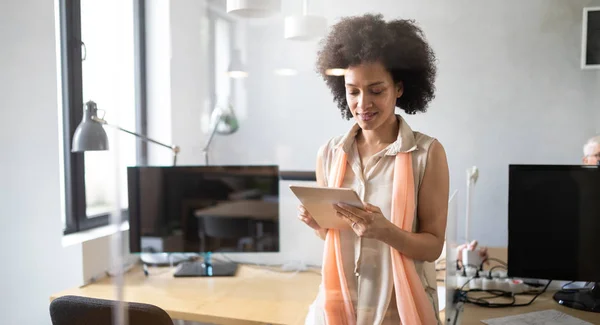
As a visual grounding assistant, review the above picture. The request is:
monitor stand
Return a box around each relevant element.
[553,282,600,313]
[173,253,238,277]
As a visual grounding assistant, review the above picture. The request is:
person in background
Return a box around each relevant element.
[298,14,449,325]
[583,135,600,166]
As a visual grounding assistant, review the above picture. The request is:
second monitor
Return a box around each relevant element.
[128,165,280,276]
[508,164,600,313]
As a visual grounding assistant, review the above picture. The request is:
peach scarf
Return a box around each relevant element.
[322,149,437,325]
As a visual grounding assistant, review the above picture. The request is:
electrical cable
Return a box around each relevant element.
[142,264,175,277]
[481,257,508,267]
[487,264,508,277]
[455,256,552,309]
[213,253,322,275]
[141,254,322,277]
[458,280,552,308]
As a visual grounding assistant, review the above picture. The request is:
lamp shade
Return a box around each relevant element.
[227,49,248,78]
[71,101,109,152]
[274,68,298,76]
[226,0,281,18]
[325,68,346,76]
[211,104,239,135]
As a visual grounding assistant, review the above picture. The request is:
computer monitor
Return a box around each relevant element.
[127,165,280,277]
[508,165,600,313]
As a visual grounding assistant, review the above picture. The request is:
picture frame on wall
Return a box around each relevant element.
[581,6,600,69]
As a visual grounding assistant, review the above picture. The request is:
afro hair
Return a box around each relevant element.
[316,13,437,119]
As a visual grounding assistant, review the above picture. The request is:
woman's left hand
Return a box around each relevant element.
[333,203,392,239]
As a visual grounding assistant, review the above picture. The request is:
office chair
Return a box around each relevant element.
[49,295,174,325]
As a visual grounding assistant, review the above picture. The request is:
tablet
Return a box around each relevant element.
[289,185,363,229]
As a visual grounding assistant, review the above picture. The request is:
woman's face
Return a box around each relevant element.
[344,61,402,131]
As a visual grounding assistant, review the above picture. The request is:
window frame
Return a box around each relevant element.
[59,0,147,234]
[207,6,237,114]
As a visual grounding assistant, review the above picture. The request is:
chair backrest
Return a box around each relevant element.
[50,295,173,325]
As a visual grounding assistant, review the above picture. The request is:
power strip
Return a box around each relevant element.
[456,275,532,293]
[462,250,483,269]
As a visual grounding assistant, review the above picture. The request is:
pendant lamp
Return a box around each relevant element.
[284,0,327,41]
[227,0,281,19]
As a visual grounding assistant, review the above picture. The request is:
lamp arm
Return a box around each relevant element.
[201,109,223,166]
[93,117,180,166]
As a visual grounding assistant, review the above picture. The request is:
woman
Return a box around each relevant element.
[298,14,449,325]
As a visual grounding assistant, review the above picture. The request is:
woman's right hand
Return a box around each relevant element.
[297,205,321,230]
[298,205,328,240]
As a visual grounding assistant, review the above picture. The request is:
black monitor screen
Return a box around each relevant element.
[508,165,600,282]
[128,165,280,254]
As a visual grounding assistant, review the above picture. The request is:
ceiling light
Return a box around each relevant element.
[274,68,298,76]
[227,49,248,78]
[227,71,249,79]
[226,0,281,19]
[325,68,346,76]
[284,0,327,41]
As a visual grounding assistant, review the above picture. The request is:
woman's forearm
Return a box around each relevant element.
[379,223,443,262]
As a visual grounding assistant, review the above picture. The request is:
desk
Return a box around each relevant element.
[51,265,321,325]
[450,247,600,324]
[460,292,599,324]
[51,248,600,325]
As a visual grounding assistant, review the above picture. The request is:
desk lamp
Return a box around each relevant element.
[202,104,239,165]
[70,100,180,316]
[72,100,180,165]
[72,100,183,267]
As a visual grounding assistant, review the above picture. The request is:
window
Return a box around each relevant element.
[214,17,232,108]
[207,8,236,115]
[59,0,146,234]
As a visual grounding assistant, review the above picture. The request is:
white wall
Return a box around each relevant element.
[146,0,174,166]
[169,0,211,165]
[209,0,600,248]
[145,0,226,166]
[0,0,84,323]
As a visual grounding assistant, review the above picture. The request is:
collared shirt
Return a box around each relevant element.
[305,115,441,325]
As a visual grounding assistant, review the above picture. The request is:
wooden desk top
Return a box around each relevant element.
[195,200,278,221]
[461,291,599,324]
[50,247,600,325]
[50,265,321,325]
